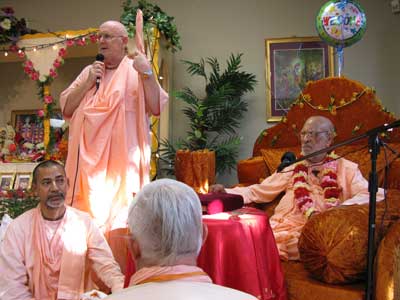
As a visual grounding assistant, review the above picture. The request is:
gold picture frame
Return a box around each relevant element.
[265,36,335,122]
[14,172,33,190]
[0,172,16,191]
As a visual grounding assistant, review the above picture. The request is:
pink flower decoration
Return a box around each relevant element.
[1,7,14,15]
[8,143,17,153]
[37,109,45,117]
[30,72,39,81]
[9,44,19,52]
[44,95,53,104]
[53,59,61,68]
[24,60,33,68]
[49,68,58,78]
[76,38,86,46]
[58,48,67,57]
[23,66,32,75]
[66,39,75,47]
[89,34,98,43]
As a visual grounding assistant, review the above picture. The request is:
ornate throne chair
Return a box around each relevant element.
[237,77,400,300]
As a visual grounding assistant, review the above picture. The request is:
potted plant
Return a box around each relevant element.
[160,53,256,190]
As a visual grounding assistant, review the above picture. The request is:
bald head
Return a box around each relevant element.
[98,20,129,66]
[303,116,335,136]
[300,116,335,162]
[99,20,128,37]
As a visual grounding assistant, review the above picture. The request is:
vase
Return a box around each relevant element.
[175,149,215,194]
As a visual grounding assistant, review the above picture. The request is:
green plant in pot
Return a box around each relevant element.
[160,53,257,177]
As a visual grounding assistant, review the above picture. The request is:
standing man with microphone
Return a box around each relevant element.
[60,11,168,234]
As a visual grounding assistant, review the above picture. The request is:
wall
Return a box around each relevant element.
[0,0,399,185]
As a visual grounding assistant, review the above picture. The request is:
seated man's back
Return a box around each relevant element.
[105,179,257,300]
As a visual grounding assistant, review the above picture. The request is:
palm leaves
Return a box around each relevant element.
[160,53,256,175]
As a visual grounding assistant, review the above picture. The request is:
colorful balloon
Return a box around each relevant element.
[316,0,367,48]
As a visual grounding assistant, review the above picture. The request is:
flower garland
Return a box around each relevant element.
[296,87,373,116]
[293,152,341,218]
[20,32,98,156]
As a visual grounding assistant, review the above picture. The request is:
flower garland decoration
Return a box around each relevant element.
[20,32,98,156]
[296,87,374,115]
[293,152,341,218]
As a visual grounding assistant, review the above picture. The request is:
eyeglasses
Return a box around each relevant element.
[97,33,124,41]
[300,131,328,139]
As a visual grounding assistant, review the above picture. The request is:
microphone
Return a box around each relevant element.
[277,151,296,172]
[95,53,105,92]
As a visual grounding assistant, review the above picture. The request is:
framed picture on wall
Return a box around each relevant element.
[11,110,43,145]
[265,36,334,122]
[11,109,63,145]
[14,172,32,190]
[0,172,16,191]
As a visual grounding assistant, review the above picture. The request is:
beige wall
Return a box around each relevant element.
[0,0,399,185]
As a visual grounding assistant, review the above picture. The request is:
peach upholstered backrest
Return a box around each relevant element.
[253,77,400,156]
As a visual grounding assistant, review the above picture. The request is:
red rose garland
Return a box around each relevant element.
[292,152,341,218]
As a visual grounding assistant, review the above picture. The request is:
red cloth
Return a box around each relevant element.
[124,207,286,300]
[198,193,244,214]
[198,207,287,300]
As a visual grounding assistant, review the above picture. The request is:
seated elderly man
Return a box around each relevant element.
[211,116,384,260]
[0,160,124,299]
[105,178,257,300]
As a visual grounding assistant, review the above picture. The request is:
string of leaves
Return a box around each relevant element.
[0,196,39,219]
[120,0,181,52]
[160,53,257,175]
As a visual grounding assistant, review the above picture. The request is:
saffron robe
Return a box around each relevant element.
[60,57,168,230]
[0,206,124,299]
[105,265,257,300]
[227,158,384,260]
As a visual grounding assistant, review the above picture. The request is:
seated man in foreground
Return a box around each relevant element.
[211,116,384,260]
[0,160,125,299]
[105,178,257,300]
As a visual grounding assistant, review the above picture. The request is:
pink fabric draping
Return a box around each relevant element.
[32,206,66,299]
[198,207,287,300]
[125,207,287,300]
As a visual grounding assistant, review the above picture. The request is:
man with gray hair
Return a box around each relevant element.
[105,178,257,300]
[210,115,384,261]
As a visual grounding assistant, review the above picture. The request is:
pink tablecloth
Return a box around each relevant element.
[124,207,286,300]
[198,207,286,300]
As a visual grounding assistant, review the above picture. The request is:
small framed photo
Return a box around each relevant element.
[0,173,16,191]
[14,172,33,190]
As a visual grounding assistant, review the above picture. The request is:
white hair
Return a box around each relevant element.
[128,179,203,267]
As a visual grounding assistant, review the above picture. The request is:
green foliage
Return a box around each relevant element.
[160,53,256,175]
[0,196,39,219]
[120,0,181,52]
[0,6,38,45]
